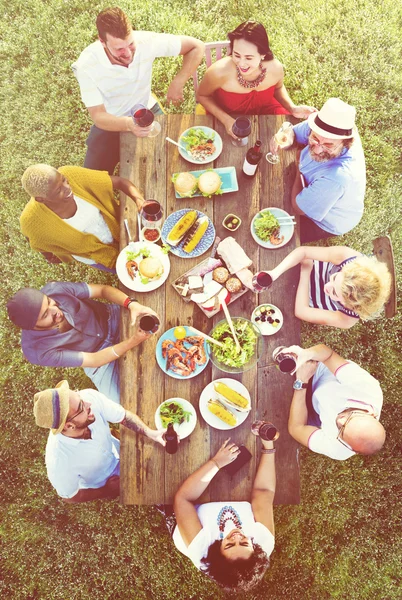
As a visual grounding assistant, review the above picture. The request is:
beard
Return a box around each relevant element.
[308,143,344,163]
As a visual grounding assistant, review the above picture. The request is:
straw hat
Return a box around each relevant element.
[308,98,356,139]
[33,380,71,435]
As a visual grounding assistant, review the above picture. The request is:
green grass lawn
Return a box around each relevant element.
[1,1,401,598]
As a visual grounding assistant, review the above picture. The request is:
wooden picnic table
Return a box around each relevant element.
[119,114,300,505]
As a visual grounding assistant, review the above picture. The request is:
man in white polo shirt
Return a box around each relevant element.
[72,6,204,174]
[34,380,166,502]
[284,343,385,460]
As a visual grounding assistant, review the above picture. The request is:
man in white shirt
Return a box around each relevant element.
[284,343,385,460]
[72,6,204,174]
[34,380,165,502]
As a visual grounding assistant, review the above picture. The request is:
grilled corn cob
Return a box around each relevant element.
[207,399,237,426]
[167,210,197,246]
[214,382,249,410]
[183,216,209,253]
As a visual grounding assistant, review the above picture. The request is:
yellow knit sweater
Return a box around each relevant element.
[20,166,120,268]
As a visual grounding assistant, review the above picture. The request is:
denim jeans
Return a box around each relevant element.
[84,102,164,175]
[83,304,121,403]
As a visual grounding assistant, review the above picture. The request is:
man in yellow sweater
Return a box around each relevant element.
[20,164,144,270]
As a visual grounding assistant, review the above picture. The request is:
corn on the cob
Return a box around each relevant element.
[183,216,209,253]
[207,399,237,426]
[214,383,249,409]
[167,210,197,246]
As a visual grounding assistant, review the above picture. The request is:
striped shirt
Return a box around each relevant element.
[309,257,359,318]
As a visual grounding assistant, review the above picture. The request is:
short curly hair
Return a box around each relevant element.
[200,539,270,592]
[21,164,58,198]
[340,255,392,320]
[96,7,132,41]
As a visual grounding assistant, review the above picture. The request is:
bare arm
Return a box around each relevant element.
[167,36,205,104]
[110,175,145,210]
[288,361,320,446]
[174,439,240,547]
[251,439,276,536]
[120,410,165,446]
[196,60,238,139]
[87,105,152,137]
[269,246,358,282]
[274,78,317,119]
[80,285,158,368]
[63,475,120,503]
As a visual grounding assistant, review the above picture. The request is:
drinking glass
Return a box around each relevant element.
[140,199,163,229]
[272,346,297,373]
[252,271,273,292]
[132,104,161,138]
[266,121,294,164]
[139,314,160,334]
[231,116,252,147]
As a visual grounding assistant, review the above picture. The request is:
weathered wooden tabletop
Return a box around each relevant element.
[119,114,300,505]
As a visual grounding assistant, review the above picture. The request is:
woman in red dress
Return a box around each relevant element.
[197,21,316,139]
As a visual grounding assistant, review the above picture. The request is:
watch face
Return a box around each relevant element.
[293,380,304,390]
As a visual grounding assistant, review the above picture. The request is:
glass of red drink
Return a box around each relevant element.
[140,200,163,229]
[132,104,161,137]
[252,272,273,292]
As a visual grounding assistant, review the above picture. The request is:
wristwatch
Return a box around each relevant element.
[123,297,139,309]
[293,379,308,390]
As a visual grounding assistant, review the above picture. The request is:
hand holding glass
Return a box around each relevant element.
[132,104,161,138]
[266,122,294,164]
[231,117,252,147]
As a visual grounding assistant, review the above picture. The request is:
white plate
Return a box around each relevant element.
[251,207,294,249]
[199,378,251,430]
[251,304,284,336]
[178,126,223,165]
[155,326,209,379]
[116,241,170,292]
[161,209,215,258]
[154,398,197,439]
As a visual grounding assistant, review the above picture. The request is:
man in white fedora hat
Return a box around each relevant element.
[33,380,166,502]
[271,98,366,243]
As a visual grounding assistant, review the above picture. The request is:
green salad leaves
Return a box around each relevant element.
[159,401,192,429]
[210,320,258,368]
[254,210,280,241]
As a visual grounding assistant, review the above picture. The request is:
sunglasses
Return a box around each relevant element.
[309,133,343,152]
[66,398,85,423]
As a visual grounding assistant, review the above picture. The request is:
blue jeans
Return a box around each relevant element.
[84,305,121,403]
[84,102,164,175]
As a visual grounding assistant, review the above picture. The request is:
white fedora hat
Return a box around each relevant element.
[308,98,356,139]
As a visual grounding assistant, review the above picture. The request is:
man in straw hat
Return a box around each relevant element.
[34,380,165,502]
[281,343,385,461]
[7,281,158,404]
[271,98,366,243]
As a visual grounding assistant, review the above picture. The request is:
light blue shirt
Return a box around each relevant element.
[293,121,366,235]
[45,389,125,498]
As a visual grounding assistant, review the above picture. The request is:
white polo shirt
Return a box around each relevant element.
[307,361,383,460]
[72,31,181,116]
[45,389,125,498]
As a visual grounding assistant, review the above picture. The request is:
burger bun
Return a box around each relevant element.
[198,171,222,197]
[139,257,163,279]
[173,172,198,197]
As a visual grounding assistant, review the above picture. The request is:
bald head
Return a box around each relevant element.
[344,415,386,455]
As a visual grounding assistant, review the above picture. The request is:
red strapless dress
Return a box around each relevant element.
[214,85,290,115]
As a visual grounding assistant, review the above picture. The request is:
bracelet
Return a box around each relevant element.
[261,448,276,454]
[123,297,139,309]
[211,458,221,470]
[111,346,120,358]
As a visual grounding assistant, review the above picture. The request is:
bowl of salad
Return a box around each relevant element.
[178,126,223,164]
[251,207,295,249]
[207,318,264,373]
